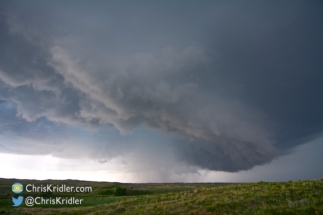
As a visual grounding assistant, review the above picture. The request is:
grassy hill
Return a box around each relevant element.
[0,178,322,214]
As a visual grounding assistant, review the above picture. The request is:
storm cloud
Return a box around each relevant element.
[0,1,322,174]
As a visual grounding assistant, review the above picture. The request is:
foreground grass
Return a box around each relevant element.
[0,178,322,214]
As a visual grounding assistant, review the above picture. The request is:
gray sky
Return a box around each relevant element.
[0,1,322,182]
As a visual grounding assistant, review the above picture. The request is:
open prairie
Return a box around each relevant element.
[1,178,322,214]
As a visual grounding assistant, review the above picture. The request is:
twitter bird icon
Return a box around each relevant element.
[12,196,24,207]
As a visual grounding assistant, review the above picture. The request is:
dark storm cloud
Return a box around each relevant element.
[204,1,323,149]
[0,1,322,173]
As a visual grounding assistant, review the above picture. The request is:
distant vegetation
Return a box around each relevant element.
[0,178,322,214]
[115,187,127,196]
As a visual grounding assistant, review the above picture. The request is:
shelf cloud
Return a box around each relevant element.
[0,1,322,175]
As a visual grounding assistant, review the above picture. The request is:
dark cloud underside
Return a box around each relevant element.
[0,1,322,173]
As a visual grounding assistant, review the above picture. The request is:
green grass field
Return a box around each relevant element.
[0,178,322,214]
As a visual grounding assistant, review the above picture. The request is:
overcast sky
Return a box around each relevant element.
[0,1,322,182]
